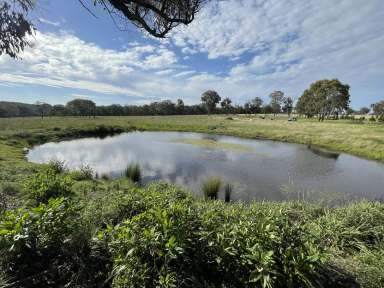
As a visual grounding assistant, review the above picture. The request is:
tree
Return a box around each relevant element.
[66,99,96,117]
[371,100,384,119]
[2,0,204,58]
[359,107,370,115]
[96,0,204,38]
[201,90,221,115]
[296,79,350,121]
[244,97,263,115]
[35,101,52,119]
[282,96,294,118]
[176,99,185,114]
[0,0,35,58]
[220,97,232,114]
[269,91,284,117]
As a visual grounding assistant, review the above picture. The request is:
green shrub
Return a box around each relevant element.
[70,164,94,181]
[202,177,222,199]
[24,166,74,204]
[311,201,384,252]
[106,197,328,288]
[0,198,111,287]
[369,116,376,122]
[125,163,141,183]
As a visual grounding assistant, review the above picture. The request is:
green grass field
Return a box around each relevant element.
[0,115,383,287]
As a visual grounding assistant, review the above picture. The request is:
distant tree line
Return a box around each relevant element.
[1,79,383,120]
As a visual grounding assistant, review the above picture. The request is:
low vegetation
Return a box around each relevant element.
[201,177,222,199]
[125,163,141,183]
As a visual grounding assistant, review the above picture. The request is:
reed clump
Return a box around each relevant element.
[202,177,222,200]
[125,163,141,183]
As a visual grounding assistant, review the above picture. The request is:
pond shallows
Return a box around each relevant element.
[27,131,384,202]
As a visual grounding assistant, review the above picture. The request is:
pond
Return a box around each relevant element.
[27,131,384,202]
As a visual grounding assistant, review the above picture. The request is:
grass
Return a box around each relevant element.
[125,163,141,183]
[201,177,222,199]
[224,183,233,202]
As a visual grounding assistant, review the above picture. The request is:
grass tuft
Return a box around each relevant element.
[125,163,141,183]
[224,183,233,202]
[202,177,222,199]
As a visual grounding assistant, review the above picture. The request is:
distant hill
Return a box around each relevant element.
[0,101,41,117]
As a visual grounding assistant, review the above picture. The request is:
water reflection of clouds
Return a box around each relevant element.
[27,132,384,201]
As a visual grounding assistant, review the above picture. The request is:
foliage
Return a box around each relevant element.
[201,177,222,199]
[24,165,74,204]
[296,79,350,121]
[269,91,284,116]
[0,0,35,59]
[96,0,204,38]
[106,193,329,288]
[201,90,221,114]
[0,197,111,287]
[125,163,142,183]
[70,164,94,181]
[371,100,384,119]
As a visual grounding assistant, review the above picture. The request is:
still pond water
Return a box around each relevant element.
[27,132,384,202]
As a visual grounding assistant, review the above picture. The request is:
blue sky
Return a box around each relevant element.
[0,0,383,108]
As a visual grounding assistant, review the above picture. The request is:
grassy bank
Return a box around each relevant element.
[1,115,383,163]
[0,115,383,287]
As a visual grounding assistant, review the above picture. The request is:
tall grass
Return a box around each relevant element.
[202,177,222,200]
[224,183,233,202]
[125,163,141,183]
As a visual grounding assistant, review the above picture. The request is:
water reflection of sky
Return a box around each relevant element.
[27,131,384,202]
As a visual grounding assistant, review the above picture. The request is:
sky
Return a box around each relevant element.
[0,0,383,108]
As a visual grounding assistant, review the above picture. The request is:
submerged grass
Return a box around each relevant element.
[173,138,254,152]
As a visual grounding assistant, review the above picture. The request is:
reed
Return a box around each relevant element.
[202,177,222,200]
[125,163,141,183]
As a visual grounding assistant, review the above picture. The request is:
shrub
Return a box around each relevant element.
[125,163,141,183]
[106,198,328,288]
[70,164,94,181]
[0,198,111,287]
[202,177,222,199]
[369,116,376,122]
[24,166,74,204]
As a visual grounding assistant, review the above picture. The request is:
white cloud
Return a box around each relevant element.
[38,18,60,27]
[171,0,384,106]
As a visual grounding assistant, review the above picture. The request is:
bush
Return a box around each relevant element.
[0,198,111,287]
[106,198,328,288]
[202,177,222,199]
[70,164,94,181]
[24,166,74,204]
[369,116,376,122]
[125,163,141,183]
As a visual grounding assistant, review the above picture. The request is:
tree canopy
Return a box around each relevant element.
[296,79,350,121]
[96,0,204,38]
[0,0,35,59]
[201,90,221,114]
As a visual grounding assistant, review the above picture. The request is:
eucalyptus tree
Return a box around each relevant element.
[269,91,284,117]
[296,79,350,121]
[220,97,232,114]
[201,90,221,115]
[283,96,294,118]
